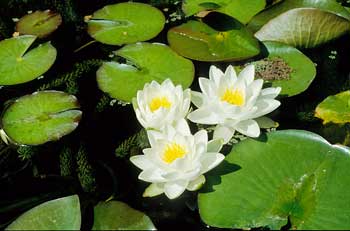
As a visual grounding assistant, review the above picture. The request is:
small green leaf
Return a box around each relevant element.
[87,2,165,45]
[248,0,350,32]
[315,90,350,124]
[16,10,62,38]
[6,195,81,230]
[199,130,350,229]
[1,91,82,145]
[96,42,194,102]
[92,201,156,230]
[0,35,57,85]
[254,8,350,48]
[167,20,260,61]
[251,41,316,97]
[182,0,266,24]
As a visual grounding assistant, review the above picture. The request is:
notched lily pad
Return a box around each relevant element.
[0,35,57,85]
[182,0,266,24]
[97,42,194,102]
[315,90,350,124]
[6,195,81,230]
[248,0,350,32]
[1,91,82,145]
[87,2,165,45]
[251,41,316,97]
[254,8,350,48]
[16,10,62,38]
[167,20,260,62]
[92,201,155,230]
[198,130,350,230]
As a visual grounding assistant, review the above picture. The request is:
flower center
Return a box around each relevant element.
[162,142,187,164]
[149,96,172,112]
[221,88,245,106]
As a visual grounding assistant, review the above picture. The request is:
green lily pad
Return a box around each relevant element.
[198,130,350,229]
[254,8,350,48]
[6,195,81,230]
[167,20,260,62]
[92,201,155,230]
[0,35,57,85]
[315,90,350,124]
[96,42,194,102]
[1,91,82,145]
[248,0,350,32]
[251,41,316,97]
[87,2,165,45]
[16,10,62,38]
[182,0,266,24]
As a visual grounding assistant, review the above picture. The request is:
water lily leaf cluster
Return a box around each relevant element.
[199,130,350,230]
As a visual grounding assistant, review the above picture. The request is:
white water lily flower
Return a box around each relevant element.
[130,120,225,199]
[187,65,281,143]
[132,79,191,130]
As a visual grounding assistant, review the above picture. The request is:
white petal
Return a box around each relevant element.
[147,130,163,147]
[164,180,189,199]
[251,99,281,119]
[187,175,206,191]
[213,125,235,144]
[199,77,215,96]
[207,138,224,152]
[235,119,260,137]
[130,155,154,170]
[174,118,191,136]
[187,107,223,125]
[239,64,255,85]
[139,168,166,182]
[194,130,208,145]
[143,183,165,197]
[224,65,237,83]
[200,153,225,174]
[260,87,281,99]
[162,78,175,88]
[209,65,224,84]
[191,91,203,108]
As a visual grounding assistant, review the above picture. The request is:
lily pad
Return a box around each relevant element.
[248,0,350,32]
[198,130,350,229]
[92,201,155,230]
[167,20,260,61]
[182,0,266,24]
[87,2,165,45]
[1,91,82,145]
[254,8,350,48]
[315,90,350,124]
[6,195,81,230]
[96,42,194,102]
[16,10,62,38]
[0,35,57,85]
[251,41,316,97]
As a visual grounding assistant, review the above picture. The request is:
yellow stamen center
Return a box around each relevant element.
[221,88,245,106]
[149,96,172,112]
[162,142,187,164]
